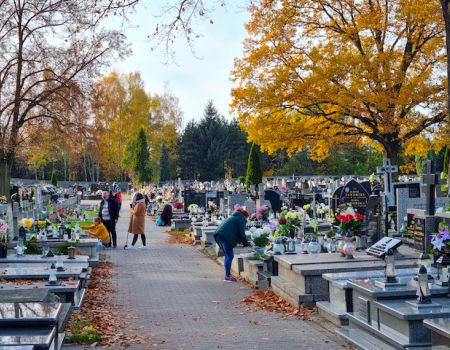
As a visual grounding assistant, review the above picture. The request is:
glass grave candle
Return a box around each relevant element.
[47,263,58,286]
[56,254,64,271]
[15,238,24,256]
[384,248,397,283]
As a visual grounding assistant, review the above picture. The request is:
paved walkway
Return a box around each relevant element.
[67,200,348,350]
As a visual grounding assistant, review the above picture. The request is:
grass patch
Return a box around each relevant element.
[66,317,102,344]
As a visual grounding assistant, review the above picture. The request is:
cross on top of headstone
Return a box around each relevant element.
[422,160,446,216]
[376,159,398,206]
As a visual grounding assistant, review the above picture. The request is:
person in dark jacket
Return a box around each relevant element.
[161,204,173,226]
[98,191,120,248]
[214,209,250,282]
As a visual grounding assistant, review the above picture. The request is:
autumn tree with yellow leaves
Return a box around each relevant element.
[231,0,449,168]
[91,72,182,182]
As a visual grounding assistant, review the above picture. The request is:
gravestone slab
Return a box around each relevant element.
[423,318,450,349]
[396,188,448,236]
[406,209,440,252]
[0,303,62,327]
[365,237,402,258]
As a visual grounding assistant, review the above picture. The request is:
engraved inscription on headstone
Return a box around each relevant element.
[356,297,371,324]
[338,180,370,214]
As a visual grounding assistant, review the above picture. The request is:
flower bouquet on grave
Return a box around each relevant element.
[303,204,313,218]
[285,211,303,237]
[431,223,450,255]
[0,219,9,258]
[255,204,270,221]
[336,205,364,236]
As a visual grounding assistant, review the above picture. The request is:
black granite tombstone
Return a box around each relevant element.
[332,180,370,216]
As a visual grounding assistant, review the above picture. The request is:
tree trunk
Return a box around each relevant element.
[0,158,11,198]
[441,0,450,193]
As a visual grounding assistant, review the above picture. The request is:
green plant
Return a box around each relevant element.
[24,240,42,255]
[325,229,336,239]
[67,318,102,344]
[55,242,78,255]
[50,171,57,187]
[245,143,262,189]
[248,252,266,260]
[253,233,270,247]
[172,228,190,236]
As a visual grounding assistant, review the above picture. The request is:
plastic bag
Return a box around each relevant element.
[156,216,163,226]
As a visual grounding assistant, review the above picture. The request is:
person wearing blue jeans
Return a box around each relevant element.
[214,209,250,282]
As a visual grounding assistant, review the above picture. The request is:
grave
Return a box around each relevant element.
[6,238,99,263]
[0,280,84,309]
[405,209,440,253]
[270,251,418,306]
[423,318,450,349]
[331,179,370,217]
[396,188,448,236]
[171,218,191,231]
[0,302,65,350]
[338,297,450,350]
[199,226,218,246]
[317,267,430,326]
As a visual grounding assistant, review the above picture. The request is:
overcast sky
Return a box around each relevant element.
[112,1,250,126]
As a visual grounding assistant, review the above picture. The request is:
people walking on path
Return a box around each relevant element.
[98,191,120,248]
[214,208,250,282]
[126,193,147,249]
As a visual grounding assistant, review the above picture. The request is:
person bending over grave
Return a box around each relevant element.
[161,204,173,226]
[214,208,251,282]
[81,217,110,246]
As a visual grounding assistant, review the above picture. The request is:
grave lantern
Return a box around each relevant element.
[59,223,66,238]
[384,249,397,283]
[56,254,65,271]
[67,246,76,259]
[15,238,25,256]
[47,262,58,286]
[416,265,432,304]
[42,242,49,258]
[436,255,450,286]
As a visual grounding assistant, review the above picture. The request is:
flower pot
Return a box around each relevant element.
[273,243,284,255]
[0,244,7,259]
[253,246,266,254]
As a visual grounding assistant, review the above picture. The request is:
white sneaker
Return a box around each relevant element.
[138,245,149,250]
[125,245,135,250]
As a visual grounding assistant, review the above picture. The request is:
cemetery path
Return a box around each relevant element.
[65,200,348,350]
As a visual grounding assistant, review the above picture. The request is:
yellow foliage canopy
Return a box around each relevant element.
[231,0,448,163]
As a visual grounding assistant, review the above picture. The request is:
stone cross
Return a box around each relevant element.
[422,160,446,216]
[376,159,398,207]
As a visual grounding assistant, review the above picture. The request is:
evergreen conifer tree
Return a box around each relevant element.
[159,144,170,181]
[245,143,262,189]
[125,128,152,185]
[50,170,57,187]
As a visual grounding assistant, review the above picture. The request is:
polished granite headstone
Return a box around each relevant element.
[0,266,84,280]
[317,268,432,326]
[339,277,450,349]
[0,303,62,327]
[272,251,418,306]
